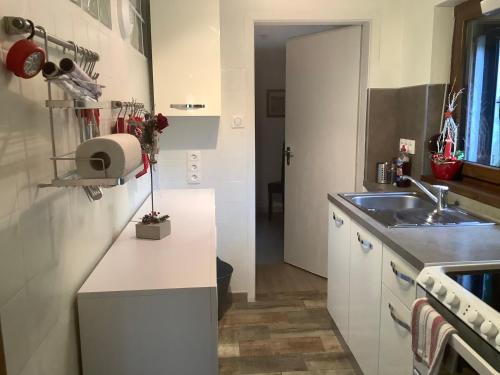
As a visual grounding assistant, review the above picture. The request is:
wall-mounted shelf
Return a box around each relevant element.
[46,99,103,109]
[39,172,131,188]
[4,16,147,200]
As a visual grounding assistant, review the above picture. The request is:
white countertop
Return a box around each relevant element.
[78,189,217,297]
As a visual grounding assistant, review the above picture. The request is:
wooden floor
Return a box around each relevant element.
[218,263,359,375]
[218,290,359,374]
[256,263,327,294]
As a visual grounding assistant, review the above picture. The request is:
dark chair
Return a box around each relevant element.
[268,143,285,220]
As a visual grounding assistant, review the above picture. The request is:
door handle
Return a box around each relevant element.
[284,146,294,166]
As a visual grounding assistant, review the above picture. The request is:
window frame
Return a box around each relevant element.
[446,0,500,197]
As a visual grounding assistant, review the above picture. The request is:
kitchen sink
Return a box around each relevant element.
[341,192,495,228]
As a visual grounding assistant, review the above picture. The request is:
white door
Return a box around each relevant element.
[284,26,362,276]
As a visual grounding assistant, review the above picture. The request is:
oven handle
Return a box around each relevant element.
[448,334,498,375]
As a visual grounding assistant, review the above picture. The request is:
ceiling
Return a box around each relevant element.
[254,24,337,49]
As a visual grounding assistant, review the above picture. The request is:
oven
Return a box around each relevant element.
[414,264,500,375]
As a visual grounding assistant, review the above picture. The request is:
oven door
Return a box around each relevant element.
[414,288,499,375]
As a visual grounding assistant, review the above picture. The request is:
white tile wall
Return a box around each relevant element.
[0,0,151,374]
[155,0,460,303]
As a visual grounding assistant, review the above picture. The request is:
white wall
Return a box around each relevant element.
[0,1,151,374]
[157,0,458,301]
[255,47,286,213]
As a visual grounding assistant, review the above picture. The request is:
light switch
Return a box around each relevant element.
[232,115,244,129]
[399,138,416,154]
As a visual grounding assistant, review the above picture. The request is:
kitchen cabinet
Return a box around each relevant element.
[327,201,418,375]
[348,221,383,375]
[378,285,413,375]
[327,204,351,340]
[78,190,218,375]
[150,0,221,117]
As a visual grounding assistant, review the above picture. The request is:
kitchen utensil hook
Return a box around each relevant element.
[67,41,78,62]
[26,19,36,40]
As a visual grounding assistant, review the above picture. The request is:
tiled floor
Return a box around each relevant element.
[218,290,361,374]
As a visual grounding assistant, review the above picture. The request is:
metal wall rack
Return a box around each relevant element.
[3,16,146,197]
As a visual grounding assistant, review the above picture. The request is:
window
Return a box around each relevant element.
[128,0,151,56]
[71,0,112,29]
[435,0,500,208]
[463,17,500,167]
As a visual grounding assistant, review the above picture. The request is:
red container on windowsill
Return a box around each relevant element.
[430,160,463,180]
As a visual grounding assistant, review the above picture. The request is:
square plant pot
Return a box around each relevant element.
[135,220,171,240]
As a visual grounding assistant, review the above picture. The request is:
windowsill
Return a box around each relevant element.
[421,175,500,209]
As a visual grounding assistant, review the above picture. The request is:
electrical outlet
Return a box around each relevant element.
[187,150,201,184]
[399,138,416,154]
[188,172,201,184]
[187,150,201,162]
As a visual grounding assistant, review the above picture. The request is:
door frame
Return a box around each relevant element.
[247,18,370,301]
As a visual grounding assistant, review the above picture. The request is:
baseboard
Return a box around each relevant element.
[231,292,248,303]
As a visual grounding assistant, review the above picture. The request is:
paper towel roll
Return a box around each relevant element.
[75,134,142,179]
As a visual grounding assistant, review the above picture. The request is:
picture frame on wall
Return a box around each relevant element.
[267,89,285,118]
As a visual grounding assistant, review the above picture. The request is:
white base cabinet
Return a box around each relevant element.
[348,221,382,375]
[327,204,352,340]
[327,201,418,375]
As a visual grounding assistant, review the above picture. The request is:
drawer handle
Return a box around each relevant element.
[357,232,373,250]
[388,303,411,332]
[170,104,206,110]
[332,213,344,226]
[390,261,415,285]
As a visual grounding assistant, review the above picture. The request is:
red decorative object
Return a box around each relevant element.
[443,134,452,159]
[6,39,46,79]
[135,153,149,178]
[155,113,169,132]
[430,160,463,180]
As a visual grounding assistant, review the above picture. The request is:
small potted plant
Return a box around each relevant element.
[430,86,465,180]
[136,210,171,240]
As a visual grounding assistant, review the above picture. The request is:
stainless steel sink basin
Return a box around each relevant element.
[341,192,495,228]
[348,194,435,211]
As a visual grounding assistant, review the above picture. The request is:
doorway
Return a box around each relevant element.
[254,24,338,294]
[253,23,368,296]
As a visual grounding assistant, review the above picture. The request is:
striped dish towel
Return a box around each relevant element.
[411,298,457,375]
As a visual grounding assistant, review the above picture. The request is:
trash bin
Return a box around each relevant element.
[217,257,233,320]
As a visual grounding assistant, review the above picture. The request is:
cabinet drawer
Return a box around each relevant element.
[378,285,413,375]
[382,246,418,308]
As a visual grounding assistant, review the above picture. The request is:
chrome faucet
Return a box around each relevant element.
[401,176,449,213]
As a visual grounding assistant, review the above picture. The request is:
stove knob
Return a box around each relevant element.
[444,292,460,307]
[467,310,485,326]
[421,274,434,287]
[433,283,447,297]
[480,321,498,339]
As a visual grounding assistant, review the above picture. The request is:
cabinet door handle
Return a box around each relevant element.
[390,261,415,285]
[170,104,206,110]
[357,232,373,250]
[388,303,411,332]
[332,213,344,227]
